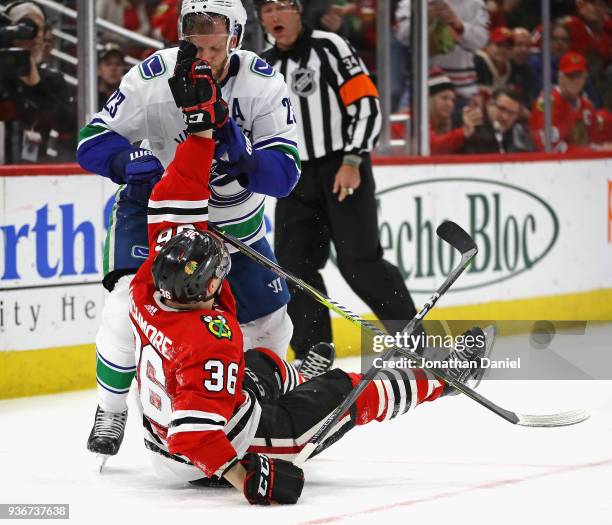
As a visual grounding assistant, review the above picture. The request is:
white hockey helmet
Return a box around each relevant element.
[179,0,248,51]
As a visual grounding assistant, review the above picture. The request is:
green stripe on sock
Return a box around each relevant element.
[97,357,135,390]
[265,144,302,170]
[78,124,108,143]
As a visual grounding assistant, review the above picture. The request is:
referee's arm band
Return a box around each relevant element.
[342,154,363,168]
[339,73,380,107]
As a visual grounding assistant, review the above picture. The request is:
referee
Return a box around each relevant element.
[257,0,418,359]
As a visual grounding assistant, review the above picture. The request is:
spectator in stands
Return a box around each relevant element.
[474,26,528,107]
[98,43,127,109]
[528,20,571,105]
[97,0,151,44]
[0,2,76,163]
[510,27,532,111]
[428,69,483,154]
[530,51,602,152]
[298,2,406,105]
[493,0,595,34]
[302,1,378,69]
[474,26,532,119]
[562,0,612,108]
[395,0,490,111]
[511,27,531,66]
[303,1,359,37]
[487,0,520,29]
[463,87,534,153]
[150,0,179,43]
[563,0,611,67]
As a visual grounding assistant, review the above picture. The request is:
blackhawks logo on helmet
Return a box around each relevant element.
[201,314,232,340]
[184,260,199,275]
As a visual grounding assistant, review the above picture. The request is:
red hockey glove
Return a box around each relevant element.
[241,453,304,505]
[168,42,228,133]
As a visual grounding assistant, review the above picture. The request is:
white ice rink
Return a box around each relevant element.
[1,334,611,525]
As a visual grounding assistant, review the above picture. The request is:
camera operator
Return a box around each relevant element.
[0,2,76,164]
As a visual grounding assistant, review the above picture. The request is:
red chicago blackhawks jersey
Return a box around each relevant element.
[563,15,612,66]
[531,86,596,152]
[130,136,261,479]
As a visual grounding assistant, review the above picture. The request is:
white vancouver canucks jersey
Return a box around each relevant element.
[87,47,300,249]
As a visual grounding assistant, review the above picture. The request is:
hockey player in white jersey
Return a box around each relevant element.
[77,0,305,459]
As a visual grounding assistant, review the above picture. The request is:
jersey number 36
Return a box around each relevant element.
[204,360,238,395]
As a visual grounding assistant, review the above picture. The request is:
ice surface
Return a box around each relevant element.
[1,336,611,525]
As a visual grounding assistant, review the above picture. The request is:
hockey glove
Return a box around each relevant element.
[168,42,228,133]
[241,453,304,505]
[175,39,197,64]
[214,118,258,181]
[110,148,164,202]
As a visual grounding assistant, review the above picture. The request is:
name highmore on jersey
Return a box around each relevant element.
[129,288,173,355]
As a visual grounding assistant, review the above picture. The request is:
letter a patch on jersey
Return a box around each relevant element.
[201,314,233,340]
[139,54,167,80]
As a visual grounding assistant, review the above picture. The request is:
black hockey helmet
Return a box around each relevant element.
[152,229,231,303]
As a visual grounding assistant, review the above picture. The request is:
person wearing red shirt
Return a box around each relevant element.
[562,0,611,67]
[151,0,179,43]
[428,69,483,154]
[130,45,494,505]
[531,51,597,152]
[390,69,483,153]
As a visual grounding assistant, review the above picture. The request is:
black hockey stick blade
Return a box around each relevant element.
[436,221,477,256]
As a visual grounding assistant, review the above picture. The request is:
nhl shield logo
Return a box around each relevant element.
[291,67,317,97]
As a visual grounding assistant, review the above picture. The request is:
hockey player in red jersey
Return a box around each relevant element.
[530,51,597,152]
[130,48,494,505]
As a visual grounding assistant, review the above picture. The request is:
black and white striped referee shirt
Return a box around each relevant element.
[261,25,382,162]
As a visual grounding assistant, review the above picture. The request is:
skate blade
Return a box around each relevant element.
[97,454,110,473]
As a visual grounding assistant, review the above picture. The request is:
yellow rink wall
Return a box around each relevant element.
[2,288,611,399]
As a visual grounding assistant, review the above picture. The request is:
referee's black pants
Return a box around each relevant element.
[274,152,417,359]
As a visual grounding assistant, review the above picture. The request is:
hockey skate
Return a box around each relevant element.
[87,406,128,471]
[443,325,497,396]
[298,342,336,380]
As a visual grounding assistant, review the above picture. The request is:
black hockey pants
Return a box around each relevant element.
[274,152,417,359]
[243,349,357,460]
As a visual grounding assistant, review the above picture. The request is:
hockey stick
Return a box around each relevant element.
[211,222,590,464]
